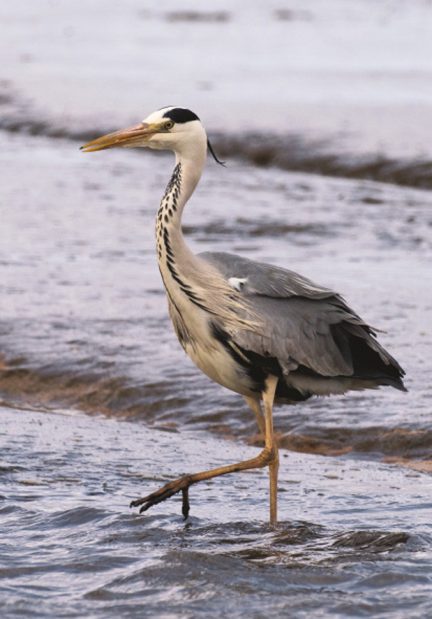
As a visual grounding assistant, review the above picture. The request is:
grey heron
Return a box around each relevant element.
[81,106,406,526]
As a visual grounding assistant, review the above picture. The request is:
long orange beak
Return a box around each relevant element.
[80,122,160,153]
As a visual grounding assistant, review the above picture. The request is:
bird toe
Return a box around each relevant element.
[130,475,193,517]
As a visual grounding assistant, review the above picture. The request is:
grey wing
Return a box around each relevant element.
[199,252,405,387]
[200,252,335,300]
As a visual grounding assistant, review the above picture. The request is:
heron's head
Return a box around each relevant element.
[81,106,224,164]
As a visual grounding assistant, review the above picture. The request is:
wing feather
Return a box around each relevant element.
[199,251,405,385]
[200,252,335,300]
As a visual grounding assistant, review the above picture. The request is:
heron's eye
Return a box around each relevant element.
[164,120,174,131]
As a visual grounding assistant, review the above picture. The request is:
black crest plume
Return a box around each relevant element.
[207,139,226,166]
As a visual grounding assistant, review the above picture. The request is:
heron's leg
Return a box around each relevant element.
[244,395,265,437]
[262,375,279,527]
[130,445,276,518]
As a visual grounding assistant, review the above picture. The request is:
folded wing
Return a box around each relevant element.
[200,252,406,394]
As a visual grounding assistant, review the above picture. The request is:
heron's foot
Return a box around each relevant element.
[129,445,277,521]
[130,475,192,519]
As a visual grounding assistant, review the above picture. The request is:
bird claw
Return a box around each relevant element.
[130,475,192,519]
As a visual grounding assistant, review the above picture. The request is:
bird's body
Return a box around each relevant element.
[187,251,405,399]
[81,106,406,525]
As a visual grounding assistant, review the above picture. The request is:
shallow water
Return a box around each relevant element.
[1,129,432,615]
[1,131,431,461]
[1,1,432,617]
[1,0,432,186]
[2,406,432,618]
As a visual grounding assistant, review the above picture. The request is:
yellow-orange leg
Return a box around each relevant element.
[130,374,280,524]
[244,395,265,437]
[262,375,279,526]
[130,445,277,516]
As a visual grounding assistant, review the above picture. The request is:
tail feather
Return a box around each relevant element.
[331,322,406,391]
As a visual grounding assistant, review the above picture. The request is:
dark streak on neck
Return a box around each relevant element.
[157,162,214,315]
[163,229,211,313]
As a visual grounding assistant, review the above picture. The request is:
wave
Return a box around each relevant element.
[0,112,105,144]
[1,354,431,466]
[213,132,432,191]
[0,354,179,424]
[1,96,431,190]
